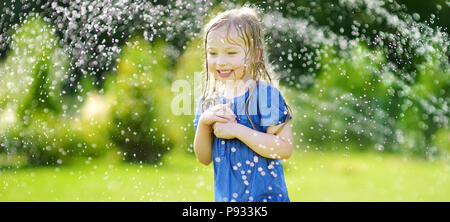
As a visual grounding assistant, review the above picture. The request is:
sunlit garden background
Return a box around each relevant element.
[0,0,449,201]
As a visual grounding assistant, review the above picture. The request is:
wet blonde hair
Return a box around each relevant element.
[200,7,292,132]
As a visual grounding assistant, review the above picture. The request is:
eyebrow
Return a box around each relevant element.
[207,46,240,50]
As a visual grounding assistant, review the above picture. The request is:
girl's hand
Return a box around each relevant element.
[199,102,236,127]
[212,121,239,139]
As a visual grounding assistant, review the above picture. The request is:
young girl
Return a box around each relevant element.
[193,7,294,202]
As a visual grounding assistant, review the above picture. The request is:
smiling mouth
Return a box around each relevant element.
[217,69,234,77]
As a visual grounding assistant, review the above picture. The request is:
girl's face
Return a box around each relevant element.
[206,25,250,83]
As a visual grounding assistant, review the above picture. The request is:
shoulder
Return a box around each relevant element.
[195,95,206,113]
[257,80,281,90]
[195,95,205,107]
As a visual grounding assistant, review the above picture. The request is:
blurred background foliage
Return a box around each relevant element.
[0,0,448,169]
[104,35,176,163]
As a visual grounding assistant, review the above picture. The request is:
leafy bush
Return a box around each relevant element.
[288,41,449,158]
[21,112,84,165]
[172,37,204,154]
[72,91,114,158]
[105,35,175,163]
[0,15,108,165]
[431,127,450,153]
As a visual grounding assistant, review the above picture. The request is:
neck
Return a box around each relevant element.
[218,78,257,99]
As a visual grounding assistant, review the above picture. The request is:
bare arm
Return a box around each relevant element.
[232,122,294,160]
[194,103,236,165]
[193,121,214,165]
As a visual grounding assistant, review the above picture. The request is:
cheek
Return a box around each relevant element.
[231,59,246,73]
[230,56,245,67]
[207,60,218,77]
[207,58,216,69]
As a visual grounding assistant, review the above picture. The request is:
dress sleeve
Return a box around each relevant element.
[193,96,205,132]
[258,85,292,133]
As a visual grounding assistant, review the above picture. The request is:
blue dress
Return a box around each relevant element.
[193,81,292,202]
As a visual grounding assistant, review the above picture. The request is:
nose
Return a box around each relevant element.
[216,55,228,67]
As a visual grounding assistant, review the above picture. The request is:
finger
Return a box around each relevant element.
[212,103,230,110]
[213,116,229,123]
[224,106,235,117]
[208,105,221,112]
[214,104,235,116]
[214,108,235,117]
[227,114,237,122]
[224,111,237,121]
[215,113,236,122]
[215,110,234,118]
[219,115,235,122]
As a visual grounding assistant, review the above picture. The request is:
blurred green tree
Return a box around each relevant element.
[0,15,108,165]
[105,35,176,163]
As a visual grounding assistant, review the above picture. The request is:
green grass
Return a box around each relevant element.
[1,148,449,202]
[285,150,450,201]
